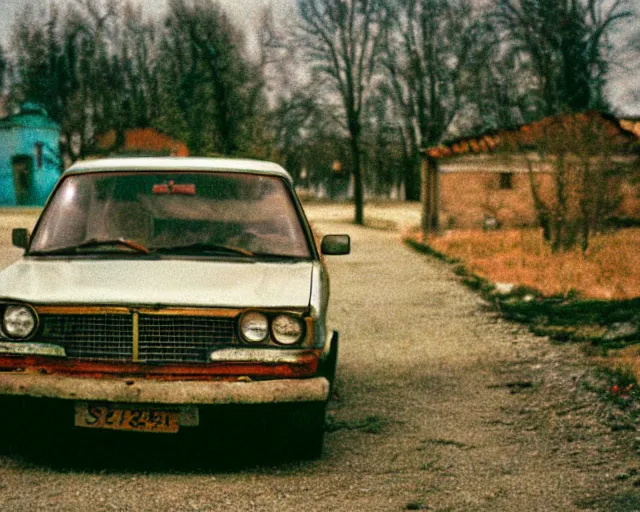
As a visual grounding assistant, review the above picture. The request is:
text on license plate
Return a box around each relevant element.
[74,403,180,433]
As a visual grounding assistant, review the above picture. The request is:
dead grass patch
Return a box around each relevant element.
[405,227,640,384]
[595,345,640,384]
[409,228,640,300]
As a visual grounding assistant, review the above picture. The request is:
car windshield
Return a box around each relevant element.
[28,171,312,259]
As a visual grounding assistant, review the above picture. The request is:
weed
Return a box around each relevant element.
[420,438,471,450]
[593,366,639,427]
[404,237,458,263]
[576,492,640,512]
[419,457,440,471]
[405,501,431,510]
[325,415,386,434]
[488,380,536,393]
[453,265,467,276]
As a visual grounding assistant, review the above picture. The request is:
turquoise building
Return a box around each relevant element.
[0,103,62,206]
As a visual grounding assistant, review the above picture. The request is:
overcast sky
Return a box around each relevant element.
[0,0,296,36]
[0,0,637,115]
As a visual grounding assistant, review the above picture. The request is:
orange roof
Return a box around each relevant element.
[620,119,640,139]
[96,128,189,156]
[425,112,640,159]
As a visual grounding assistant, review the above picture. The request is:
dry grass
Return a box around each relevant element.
[408,227,640,381]
[596,345,640,384]
[410,228,640,300]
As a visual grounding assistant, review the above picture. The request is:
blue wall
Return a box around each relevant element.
[0,104,62,206]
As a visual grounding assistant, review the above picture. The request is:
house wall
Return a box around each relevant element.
[440,171,544,228]
[0,123,61,206]
[618,177,640,218]
[439,169,639,229]
[95,128,189,157]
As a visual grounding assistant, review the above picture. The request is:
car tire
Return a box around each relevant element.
[278,401,327,460]
[319,331,339,394]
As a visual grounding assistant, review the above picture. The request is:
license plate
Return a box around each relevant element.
[74,403,180,433]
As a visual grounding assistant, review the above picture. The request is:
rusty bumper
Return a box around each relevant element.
[0,373,330,405]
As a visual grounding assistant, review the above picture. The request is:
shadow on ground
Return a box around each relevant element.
[0,401,320,474]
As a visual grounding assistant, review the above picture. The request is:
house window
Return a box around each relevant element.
[499,172,513,190]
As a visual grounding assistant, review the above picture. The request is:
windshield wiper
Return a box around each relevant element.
[250,252,307,261]
[30,238,151,256]
[152,243,253,257]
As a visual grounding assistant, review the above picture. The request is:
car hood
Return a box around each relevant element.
[0,258,314,308]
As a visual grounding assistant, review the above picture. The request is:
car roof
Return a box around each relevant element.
[66,157,293,183]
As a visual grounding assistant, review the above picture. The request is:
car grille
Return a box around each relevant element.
[138,315,237,363]
[39,312,237,363]
[40,314,134,361]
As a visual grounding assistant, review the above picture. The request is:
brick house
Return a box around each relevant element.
[425,113,640,229]
[94,128,189,157]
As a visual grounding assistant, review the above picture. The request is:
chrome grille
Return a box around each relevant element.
[40,314,133,361]
[38,313,237,363]
[138,315,236,363]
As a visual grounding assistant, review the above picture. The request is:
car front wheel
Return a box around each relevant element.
[276,401,327,460]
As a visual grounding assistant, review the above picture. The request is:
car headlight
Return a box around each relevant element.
[3,305,37,339]
[271,314,304,345]
[239,311,269,343]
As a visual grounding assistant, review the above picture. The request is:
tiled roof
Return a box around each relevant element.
[425,112,640,159]
[95,128,189,157]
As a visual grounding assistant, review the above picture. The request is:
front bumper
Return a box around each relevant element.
[0,373,330,405]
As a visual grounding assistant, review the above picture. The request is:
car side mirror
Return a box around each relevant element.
[12,228,30,249]
[321,234,350,255]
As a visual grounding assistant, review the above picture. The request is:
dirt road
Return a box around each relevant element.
[0,205,638,511]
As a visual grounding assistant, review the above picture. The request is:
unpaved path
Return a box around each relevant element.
[0,204,638,511]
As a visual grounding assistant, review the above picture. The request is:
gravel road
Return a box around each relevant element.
[0,204,638,511]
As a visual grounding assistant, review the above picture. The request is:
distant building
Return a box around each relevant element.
[95,128,189,157]
[0,103,62,206]
[424,112,640,229]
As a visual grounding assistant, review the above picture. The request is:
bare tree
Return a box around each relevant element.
[494,0,633,115]
[380,0,487,231]
[7,0,274,161]
[161,0,253,155]
[0,45,6,93]
[115,3,160,129]
[464,23,541,131]
[524,114,633,252]
[10,1,120,161]
[296,0,385,225]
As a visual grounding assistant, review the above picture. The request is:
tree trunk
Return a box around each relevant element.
[420,155,430,235]
[420,154,439,235]
[405,156,421,201]
[552,154,569,253]
[397,125,420,201]
[527,159,552,241]
[350,133,364,225]
[431,157,440,231]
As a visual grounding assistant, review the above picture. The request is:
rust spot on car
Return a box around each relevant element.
[34,305,245,318]
[0,352,321,381]
[35,306,132,315]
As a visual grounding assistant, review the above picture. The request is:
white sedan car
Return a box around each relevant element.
[0,157,349,458]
